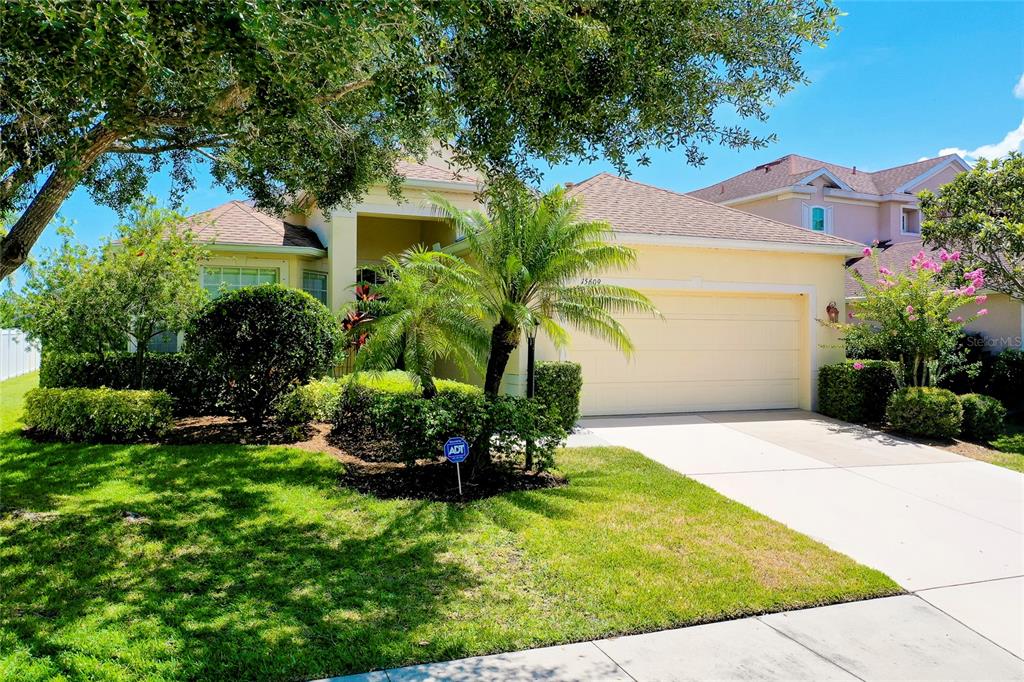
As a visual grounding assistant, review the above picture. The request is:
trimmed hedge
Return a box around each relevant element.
[24,387,174,442]
[276,371,475,426]
[818,360,902,424]
[39,352,217,416]
[959,393,1007,442]
[988,348,1024,409]
[187,285,341,422]
[536,361,583,432]
[330,371,564,471]
[886,387,963,439]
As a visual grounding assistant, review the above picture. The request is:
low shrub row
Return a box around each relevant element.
[40,352,217,416]
[288,370,565,471]
[821,360,1008,442]
[818,360,902,424]
[24,387,174,442]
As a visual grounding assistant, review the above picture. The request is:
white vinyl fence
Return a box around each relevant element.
[1,329,40,381]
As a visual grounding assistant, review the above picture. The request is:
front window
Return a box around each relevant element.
[811,206,826,232]
[147,328,179,353]
[202,266,279,298]
[302,271,328,305]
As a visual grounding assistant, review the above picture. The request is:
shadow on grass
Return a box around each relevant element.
[0,428,500,680]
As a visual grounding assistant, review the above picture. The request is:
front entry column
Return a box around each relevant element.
[329,209,357,312]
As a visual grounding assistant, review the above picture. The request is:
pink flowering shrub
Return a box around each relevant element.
[838,247,987,387]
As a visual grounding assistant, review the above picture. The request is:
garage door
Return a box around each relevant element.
[571,292,804,416]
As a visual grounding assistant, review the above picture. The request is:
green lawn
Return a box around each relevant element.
[1,372,898,681]
[987,419,1024,473]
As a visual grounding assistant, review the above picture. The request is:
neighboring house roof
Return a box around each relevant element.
[845,240,932,298]
[689,154,969,203]
[184,201,326,251]
[566,173,863,251]
[395,158,480,186]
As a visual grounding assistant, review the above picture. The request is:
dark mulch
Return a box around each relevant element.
[166,418,566,501]
[166,415,308,445]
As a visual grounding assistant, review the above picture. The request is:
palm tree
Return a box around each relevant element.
[346,246,489,398]
[430,184,658,398]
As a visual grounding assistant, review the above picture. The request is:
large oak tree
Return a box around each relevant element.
[1,0,837,278]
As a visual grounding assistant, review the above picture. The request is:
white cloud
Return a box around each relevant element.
[1014,72,1024,99]
[937,117,1024,161]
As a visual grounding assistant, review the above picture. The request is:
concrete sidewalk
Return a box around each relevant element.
[324,595,1023,681]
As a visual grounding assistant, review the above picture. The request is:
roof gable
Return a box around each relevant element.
[689,153,967,203]
[184,201,325,250]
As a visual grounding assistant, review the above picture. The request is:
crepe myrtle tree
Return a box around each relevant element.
[838,246,988,387]
[1,0,838,278]
[920,152,1024,301]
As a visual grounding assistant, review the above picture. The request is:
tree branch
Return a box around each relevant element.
[0,124,121,278]
[109,137,227,155]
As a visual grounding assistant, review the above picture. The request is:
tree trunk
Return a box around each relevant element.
[0,125,121,279]
[471,319,520,477]
[483,319,519,397]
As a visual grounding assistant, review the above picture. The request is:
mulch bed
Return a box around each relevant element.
[164,417,566,502]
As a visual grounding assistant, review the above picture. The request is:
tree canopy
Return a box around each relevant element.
[920,152,1024,301]
[1,0,837,277]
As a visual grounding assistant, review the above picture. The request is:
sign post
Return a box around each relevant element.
[443,436,470,496]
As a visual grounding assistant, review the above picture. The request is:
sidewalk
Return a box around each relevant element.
[321,593,1023,681]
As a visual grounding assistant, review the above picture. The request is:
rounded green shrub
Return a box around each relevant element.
[885,387,963,439]
[818,360,902,424]
[186,285,341,422]
[536,361,583,432]
[24,387,174,442]
[958,393,1006,442]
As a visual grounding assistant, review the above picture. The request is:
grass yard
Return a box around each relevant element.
[1,372,898,681]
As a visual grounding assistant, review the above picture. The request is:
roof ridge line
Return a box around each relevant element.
[593,172,864,248]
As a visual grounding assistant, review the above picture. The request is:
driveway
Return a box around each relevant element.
[574,409,1024,660]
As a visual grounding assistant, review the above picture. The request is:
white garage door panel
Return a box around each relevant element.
[573,292,804,416]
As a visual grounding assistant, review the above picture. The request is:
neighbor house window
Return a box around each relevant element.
[811,206,826,232]
[803,204,832,233]
[202,266,279,297]
[901,208,921,234]
[302,271,328,305]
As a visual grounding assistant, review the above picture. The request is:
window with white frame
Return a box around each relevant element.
[901,208,921,234]
[202,266,279,297]
[302,271,328,305]
[803,204,832,233]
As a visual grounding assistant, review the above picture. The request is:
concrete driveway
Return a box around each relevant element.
[575,410,1024,660]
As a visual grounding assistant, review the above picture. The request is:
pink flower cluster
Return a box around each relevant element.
[909,250,942,273]
[953,268,986,296]
[938,248,961,263]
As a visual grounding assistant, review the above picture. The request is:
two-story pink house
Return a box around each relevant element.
[690,154,1023,352]
[689,153,971,245]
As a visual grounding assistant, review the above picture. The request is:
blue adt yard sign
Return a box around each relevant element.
[444,437,469,495]
[444,437,469,463]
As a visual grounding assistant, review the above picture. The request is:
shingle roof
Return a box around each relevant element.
[184,201,325,250]
[689,154,963,203]
[395,159,480,186]
[566,173,863,249]
[845,240,931,297]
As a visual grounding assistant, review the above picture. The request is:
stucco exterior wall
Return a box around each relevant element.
[960,293,1024,353]
[525,245,851,410]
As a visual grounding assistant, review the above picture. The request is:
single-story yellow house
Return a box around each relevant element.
[172,158,868,416]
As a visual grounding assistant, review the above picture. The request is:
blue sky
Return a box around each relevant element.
[39,0,1024,254]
